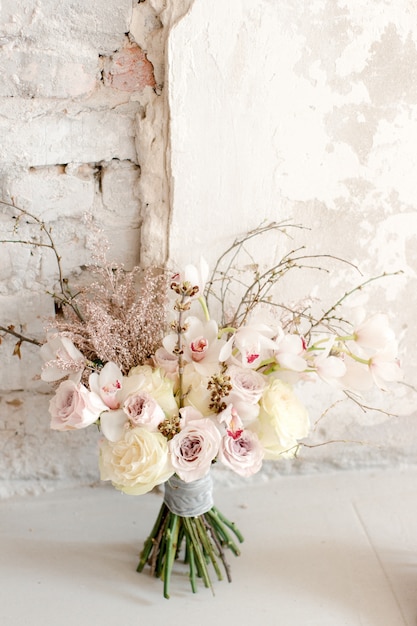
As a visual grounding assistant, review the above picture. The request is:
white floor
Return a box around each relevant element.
[1,468,416,626]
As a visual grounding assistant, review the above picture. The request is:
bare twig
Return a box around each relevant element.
[0,199,84,321]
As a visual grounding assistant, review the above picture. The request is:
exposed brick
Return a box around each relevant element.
[103,44,156,93]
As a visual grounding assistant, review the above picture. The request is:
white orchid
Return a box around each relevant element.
[170,257,209,300]
[163,316,225,376]
[274,333,307,372]
[352,313,395,351]
[40,334,85,383]
[369,342,403,389]
[308,336,347,386]
[219,321,278,368]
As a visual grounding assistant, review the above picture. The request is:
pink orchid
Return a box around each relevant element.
[218,404,244,439]
[89,361,123,410]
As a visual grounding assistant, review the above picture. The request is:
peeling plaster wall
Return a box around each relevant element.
[1,0,416,498]
[168,1,417,472]
[0,0,192,497]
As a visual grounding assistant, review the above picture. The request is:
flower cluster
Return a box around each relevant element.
[42,257,402,495]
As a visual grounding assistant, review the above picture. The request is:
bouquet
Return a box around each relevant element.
[0,205,402,598]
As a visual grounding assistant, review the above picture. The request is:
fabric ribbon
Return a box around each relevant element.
[163,473,213,517]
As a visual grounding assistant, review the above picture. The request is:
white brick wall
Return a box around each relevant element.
[0,0,194,496]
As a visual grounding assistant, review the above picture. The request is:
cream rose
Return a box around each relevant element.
[99,427,173,495]
[256,379,310,459]
[49,380,106,430]
[169,416,221,482]
[181,364,214,415]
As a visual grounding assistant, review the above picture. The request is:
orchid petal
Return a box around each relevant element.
[100,409,127,442]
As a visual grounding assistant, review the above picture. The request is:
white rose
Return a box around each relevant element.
[256,379,310,459]
[218,430,264,477]
[169,417,221,482]
[99,427,173,495]
[49,380,105,430]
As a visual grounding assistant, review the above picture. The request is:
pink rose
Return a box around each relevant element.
[225,365,266,423]
[153,347,179,376]
[218,430,264,477]
[123,391,165,430]
[49,380,105,430]
[169,415,221,482]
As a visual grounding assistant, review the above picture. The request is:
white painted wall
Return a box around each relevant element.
[167,0,417,470]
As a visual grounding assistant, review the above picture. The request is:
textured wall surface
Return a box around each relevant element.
[1,0,416,498]
[168,0,417,471]
[0,0,192,497]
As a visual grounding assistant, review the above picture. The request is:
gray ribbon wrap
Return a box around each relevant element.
[163,473,213,517]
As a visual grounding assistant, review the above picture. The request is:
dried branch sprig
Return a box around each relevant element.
[0,199,84,321]
[308,271,404,337]
[1,200,169,371]
[0,324,42,348]
[204,221,401,343]
[204,221,363,330]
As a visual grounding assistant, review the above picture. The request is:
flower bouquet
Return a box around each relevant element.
[0,206,402,598]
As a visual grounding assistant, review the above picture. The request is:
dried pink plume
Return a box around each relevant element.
[53,263,168,376]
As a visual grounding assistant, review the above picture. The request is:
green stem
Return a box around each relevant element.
[183,517,212,592]
[345,351,370,366]
[187,537,198,593]
[137,503,169,572]
[194,516,223,582]
[163,514,179,599]
[202,514,232,583]
[218,326,236,337]
[212,507,245,543]
[198,296,210,321]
